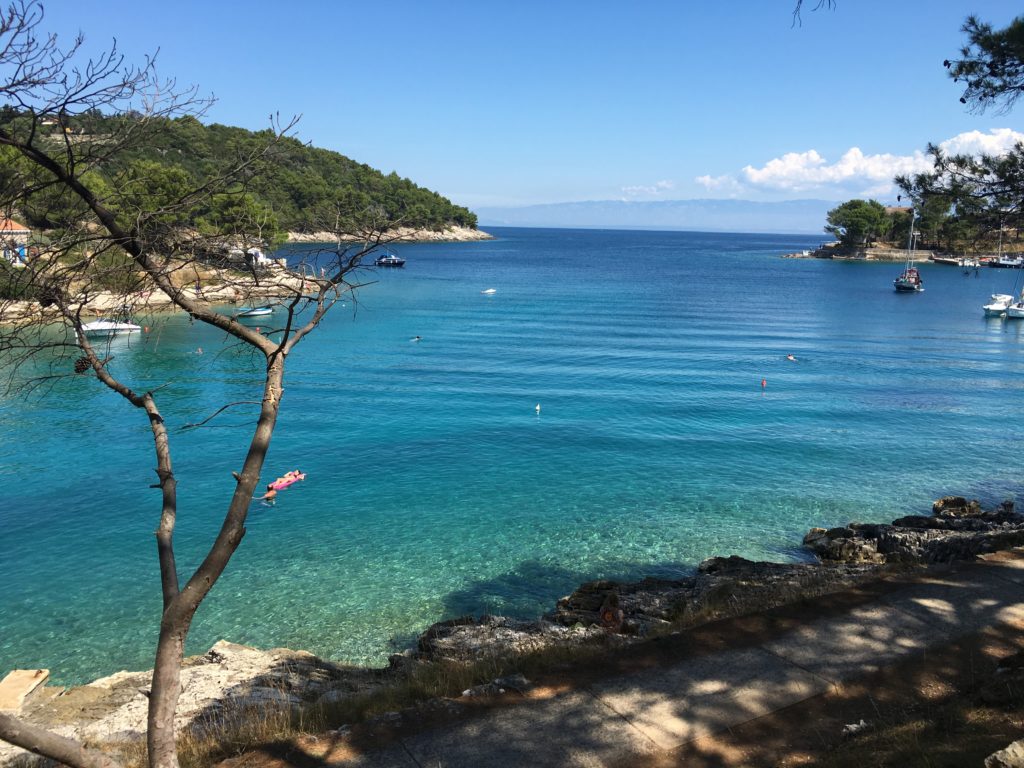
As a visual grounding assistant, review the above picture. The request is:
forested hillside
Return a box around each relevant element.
[0,110,477,239]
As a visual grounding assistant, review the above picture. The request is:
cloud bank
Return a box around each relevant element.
[697,128,1024,199]
[621,179,675,198]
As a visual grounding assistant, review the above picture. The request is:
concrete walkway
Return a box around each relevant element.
[244,552,1024,768]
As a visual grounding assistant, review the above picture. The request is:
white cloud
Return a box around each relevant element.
[695,174,743,194]
[740,147,930,192]
[621,179,675,197]
[695,129,1024,199]
[938,128,1024,156]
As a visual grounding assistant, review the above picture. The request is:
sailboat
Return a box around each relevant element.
[983,226,1016,317]
[893,208,923,292]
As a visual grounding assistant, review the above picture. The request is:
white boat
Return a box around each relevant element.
[984,228,1018,316]
[374,252,405,267]
[893,208,923,292]
[991,255,1024,268]
[236,305,274,318]
[80,318,142,338]
[983,294,1014,317]
[1006,293,1024,318]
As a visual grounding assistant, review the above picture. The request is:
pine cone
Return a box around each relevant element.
[74,357,90,374]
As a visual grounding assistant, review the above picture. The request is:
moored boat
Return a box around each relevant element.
[80,318,142,338]
[1006,293,1024,318]
[983,294,1014,317]
[893,267,923,292]
[893,208,923,292]
[236,305,274,318]
[992,255,1024,268]
[374,252,405,267]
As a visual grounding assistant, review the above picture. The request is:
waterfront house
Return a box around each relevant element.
[0,218,31,267]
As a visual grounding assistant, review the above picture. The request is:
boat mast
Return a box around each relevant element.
[905,207,917,265]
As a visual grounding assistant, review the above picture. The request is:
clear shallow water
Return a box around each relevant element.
[3,227,1024,684]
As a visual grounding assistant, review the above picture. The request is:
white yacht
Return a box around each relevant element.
[80,318,142,338]
[983,294,1014,317]
[1006,292,1024,319]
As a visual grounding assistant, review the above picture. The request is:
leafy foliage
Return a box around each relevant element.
[945,15,1024,113]
[896,143,1024,250]
[824,199,887,247]
[1,111,478,235]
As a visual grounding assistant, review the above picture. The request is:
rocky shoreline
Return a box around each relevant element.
[286,225,493,244]
[3,495,1024,764]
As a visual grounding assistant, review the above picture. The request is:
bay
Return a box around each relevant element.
[2,226,1023,684]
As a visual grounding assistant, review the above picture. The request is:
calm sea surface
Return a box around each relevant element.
[3,227,1024,684]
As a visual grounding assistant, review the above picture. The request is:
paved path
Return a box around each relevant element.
[251,552,1024,768]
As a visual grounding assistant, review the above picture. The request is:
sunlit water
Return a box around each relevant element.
[3,227,1024,684]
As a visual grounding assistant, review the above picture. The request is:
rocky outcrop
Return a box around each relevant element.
[415,496,1024,666]
[413,558,895,665]
[803,497,1024,565]
[287,225,493,243]
[5,494,1021,765]
[0,641,384,765]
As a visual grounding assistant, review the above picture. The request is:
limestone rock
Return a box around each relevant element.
[986,739,1024,768]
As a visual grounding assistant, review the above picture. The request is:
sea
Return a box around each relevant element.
[2,226,1024,685]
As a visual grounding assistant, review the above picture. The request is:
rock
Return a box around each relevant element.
[986,739,1024,768]
[0,640,384,765]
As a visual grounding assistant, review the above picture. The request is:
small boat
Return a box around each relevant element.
[893,208,923,292]
[481,288,497,295]
[1006,292,1024,319]
[983,294,1014,317]
[80,318,142,338]
[893,266,923,292]
[374,252,405,268]
[236,305,274,318]
[991,255,1024,268]
[984,229,1019,317]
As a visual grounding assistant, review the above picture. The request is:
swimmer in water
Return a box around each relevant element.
[412,335,422,342]
[786,354,796,362]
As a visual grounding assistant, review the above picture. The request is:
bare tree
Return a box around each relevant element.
[791,0,835,27]
[0,3,397,766]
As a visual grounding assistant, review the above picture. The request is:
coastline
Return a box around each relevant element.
[0,225,491,324]
[286,225,493,244]
[3,494,1023,764]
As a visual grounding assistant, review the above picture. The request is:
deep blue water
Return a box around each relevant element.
[3,226,1024,684]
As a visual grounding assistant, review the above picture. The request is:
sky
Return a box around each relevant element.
[34,0,1024,212]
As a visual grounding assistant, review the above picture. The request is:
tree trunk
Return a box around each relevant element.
[0,713,122,768]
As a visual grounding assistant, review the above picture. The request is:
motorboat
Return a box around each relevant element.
[80,318,142,338]
[893,208,923,292]
[236,305,274,318]
[893,266,923,292]
[983,294,1014,317]
[374,252,405,268]
[1006,293,1024,319]
[991,255,1024,268]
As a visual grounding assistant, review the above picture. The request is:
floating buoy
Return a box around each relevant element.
[761,378,767,389]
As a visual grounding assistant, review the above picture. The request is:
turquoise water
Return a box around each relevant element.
[3,227,1024,684]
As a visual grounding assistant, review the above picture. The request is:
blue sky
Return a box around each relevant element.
[38,1,1023,210]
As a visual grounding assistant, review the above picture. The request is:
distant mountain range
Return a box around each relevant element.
[475,198,837,235]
